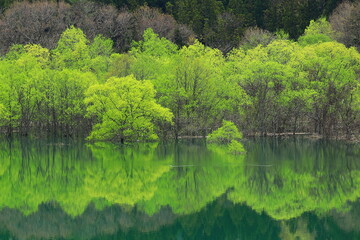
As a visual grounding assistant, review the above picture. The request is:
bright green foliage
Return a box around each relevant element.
[106,53,134,78]
[138,142,244,216]
[298,34,333,46]
[0,44,48,134]
[131,28,178,57]
[228,139,360,220]
[0,138,359,224]
[52,26,90,69]
[303,18,334,36]
[129,29,178,81]
[129,31,246,137]
[89,35,113,57]
[170,41,228,136]
[0,42,98,136]
[298,18,335,46]
[226,35,360,137]
[0,27,115,136]
[0,24,359,139]
[303,42,360,136]
[207,120,242,143]
[85,75,173,141]
[0,60,20,132]
[88,35,114,79]
[228,140,246,154]
[45,69,96,131]
[0,139,172,217]
[227,41,297,135]
[51,27,113,76]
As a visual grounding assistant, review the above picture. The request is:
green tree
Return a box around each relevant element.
[43,69,97,135]
[85,75,173,142]
[51,26,91,70]
[129,28,178,81]
[228,42,296,135]
[130,30,245,138]
[88,34,114,79]
[298,18,335,46]
[170,41,226,137]
[0,58,21,135]
[299,42,360,136]
[0,44,49,135]
[207,120,242,143]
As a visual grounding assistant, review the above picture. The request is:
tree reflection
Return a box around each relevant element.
[229,138,360,220]
[0,137,359,239]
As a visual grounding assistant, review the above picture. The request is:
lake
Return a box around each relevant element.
[0,137,359,240]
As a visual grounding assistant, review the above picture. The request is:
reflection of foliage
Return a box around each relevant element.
[0,197,281,240]
[139,166,237,215]
[1,197,359,240]
[0,137,359,225]
[0,138,171,216]
[207,142,246,162]
[228,138,360,220]
[228,140,246,154]
[139,142,245,215]
[84,142,171,208]
[280,219,316,240]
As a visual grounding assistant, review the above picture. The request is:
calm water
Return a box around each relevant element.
[0,137,359,240]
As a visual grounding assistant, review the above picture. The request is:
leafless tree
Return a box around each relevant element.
[0,1,194,53]
[70,1,119,38]
[0,1,71,53]
[330,1,360,50]
[239,27,276,50]
[175,23,196,46]
[133,5,194,44]
[112,10,137,52]
[134,6,173,38]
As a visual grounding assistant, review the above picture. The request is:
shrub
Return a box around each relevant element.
[207,120,242,143]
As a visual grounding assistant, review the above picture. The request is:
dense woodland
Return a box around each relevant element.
[0,0,360,141]
[1,0,360,53]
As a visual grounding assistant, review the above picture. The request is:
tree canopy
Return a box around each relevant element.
[0,20,359,140]
[85,75,173,142]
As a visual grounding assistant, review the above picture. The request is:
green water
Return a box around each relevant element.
[0,137,359,240]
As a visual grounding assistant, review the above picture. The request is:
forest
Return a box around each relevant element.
[0,0,359,141]
[1,0,360,53]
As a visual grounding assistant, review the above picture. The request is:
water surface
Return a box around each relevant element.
[0,137,359,239]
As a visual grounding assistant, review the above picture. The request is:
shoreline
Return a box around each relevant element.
[0,133,359,144]
[176,133,360,144]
